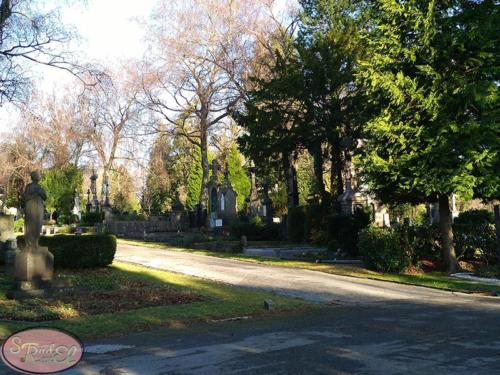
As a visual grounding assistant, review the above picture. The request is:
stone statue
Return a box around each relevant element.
[12,171,54,298]
[73,189,81,220]
[22,171,47,251]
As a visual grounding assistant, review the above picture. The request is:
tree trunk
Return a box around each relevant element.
[199,130,210,208]
[494,204,500,264]
[311,144,327,204]
[284,154,299,209]
[439,194,459,273]
[330,134,343,208]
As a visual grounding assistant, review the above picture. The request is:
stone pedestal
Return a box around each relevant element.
[5,248,18,276]
[13,248,54,297]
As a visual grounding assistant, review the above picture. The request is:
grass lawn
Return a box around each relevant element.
[0,261,311,341]
[119,239,500,295]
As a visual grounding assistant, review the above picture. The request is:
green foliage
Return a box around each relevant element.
[18,235,116,269]
[237,0,367,199]
[394,222,497,265]
[454,209,494,225]
[186,146,203,209]
[231,219,282,241]
[142,133,172,214]
[296,152,315,205]
[396,224,441,262]
[112,212,146,222]
[327,210,371,256]
[357,0,499,204]
[454,224,497,264]
[81,212,103,226]
[40,166,82,218]
[226,145,251,210]
[110,166,140,214]
[57,225,75,235]
[304,203,328,244]
[359,227,411,273]
[14,219,24,233]
[287,206,306,243]
[475,265,500,279]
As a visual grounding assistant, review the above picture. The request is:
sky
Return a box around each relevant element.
[0,0,296,136]
[0,0,158,134]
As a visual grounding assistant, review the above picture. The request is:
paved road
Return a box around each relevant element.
[115,243,499,307]
[41,302,500,374]
[2,243,499,375]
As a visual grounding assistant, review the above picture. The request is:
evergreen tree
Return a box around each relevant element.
[357,0,499,273]
[186,146,203,209]
[237,0,367,206]
[41,166,83,222]
[226,145,251,209]
[142,133,172,214]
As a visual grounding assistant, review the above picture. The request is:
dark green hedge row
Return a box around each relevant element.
[360,222,498,273]
[231,221,282,241]
[17,234,116,269]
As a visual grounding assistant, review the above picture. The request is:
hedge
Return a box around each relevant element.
[16,234,116,269]
[327,210,371,256]
[395,222,497,264]
[359,227,411,273]
[288,206,306,243]
[231,221,282,241]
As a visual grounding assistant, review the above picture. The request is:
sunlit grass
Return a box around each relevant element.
[0,262,312,340]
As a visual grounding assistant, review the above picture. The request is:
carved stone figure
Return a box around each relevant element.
[22,171,47,251]
[12,171,54,298]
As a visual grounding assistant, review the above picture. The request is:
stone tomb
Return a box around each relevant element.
[207,162,238,228]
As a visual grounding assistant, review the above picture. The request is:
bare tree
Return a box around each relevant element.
[0,121,49,206]
[143,0,285,207]
[0,0,100,104]
[17,87,93,168]
[86,67,144,193]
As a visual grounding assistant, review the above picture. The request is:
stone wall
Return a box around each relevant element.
[106,212,189,238]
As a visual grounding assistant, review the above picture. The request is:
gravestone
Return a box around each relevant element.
[13,171,54,298]
[72,189,81,221]
[261,181,274,226]
[219,169,237,222]
[0,214,15,267]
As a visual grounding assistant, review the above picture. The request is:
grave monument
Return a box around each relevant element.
[13,171,54,297]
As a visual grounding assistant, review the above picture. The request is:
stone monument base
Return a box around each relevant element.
[12,247,54,298]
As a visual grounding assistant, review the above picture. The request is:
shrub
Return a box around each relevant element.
[395,224,441,262]
[454,209,494,225]
[81,212,103,226]
[17,234,116,268]
[168,233,210,247]
[57,225,75,235]
[359,227,411,273]
[14,218,24,233]
[328,214,356,254]
[288,206,306,243]
[326,210,371,256]
[394,221,496,265]
[231,219,282,241]
[304,204,328,244]
[475,265,500,279]
[454,224,497,264]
